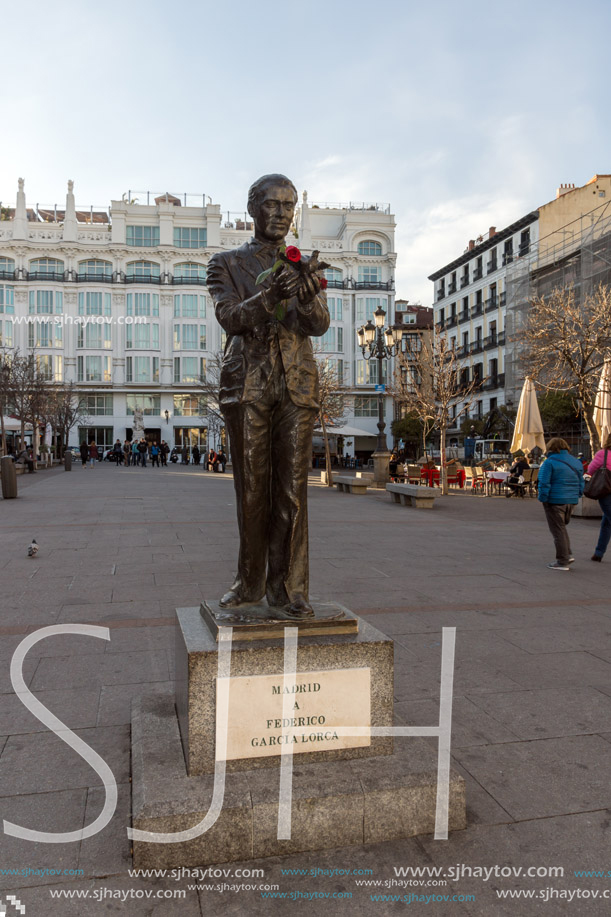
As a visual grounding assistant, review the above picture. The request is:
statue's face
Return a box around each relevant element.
[253,184,297,243]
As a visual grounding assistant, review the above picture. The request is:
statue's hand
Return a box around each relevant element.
[297,271,321,305]
[268,266,300,304]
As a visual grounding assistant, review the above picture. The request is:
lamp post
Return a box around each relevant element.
[164,410,170,424]
[357,306,403,485]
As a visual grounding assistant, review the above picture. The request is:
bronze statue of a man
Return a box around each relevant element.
[207,174,330,619]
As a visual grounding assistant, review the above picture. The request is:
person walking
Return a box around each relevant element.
[138,438,147,468]
[112,439,123,467]
[181,444,188,465]
[537,437,584,571]
[150,441,160,468]
[192,445,200,466]
[588,433,611,562]
[88,440,98,468]
[160,441,169,467]
[123,439,132,467]
[132,439,140,467]
[80,441,88,468]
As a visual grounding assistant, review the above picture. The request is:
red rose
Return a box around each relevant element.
[319,276,328,290]
[285,245,301,263]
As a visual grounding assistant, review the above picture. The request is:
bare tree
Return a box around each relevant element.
[197,351,225,453]
[392,334,479,494]
[38,383,90,458]
[0,349,13,455]
[314,355,348,487]
[511,283,611,453]
[9,352,48,465]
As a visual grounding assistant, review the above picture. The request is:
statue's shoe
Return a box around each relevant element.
[219,589,248,608]
[285,596,315,619]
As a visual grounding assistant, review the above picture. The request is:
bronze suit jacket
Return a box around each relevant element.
[207,241,330,410]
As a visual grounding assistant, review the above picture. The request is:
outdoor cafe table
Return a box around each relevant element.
[420,467,466,488]
[485,470,510,495]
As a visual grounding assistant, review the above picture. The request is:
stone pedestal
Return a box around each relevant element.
[573,495,603,517]
[372,450,391,487]
[176,606,393,775]
[130,604,467,868]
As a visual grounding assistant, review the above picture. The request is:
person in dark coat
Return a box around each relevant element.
[192,445,200,466]
[88,440,98,467]
[160,441,169,466]
[537,438,585,570]
[181,445,188,465]
[217,449,227,472]
[137,438,147,468]
[80,441,88,467]
[112,439,123,466]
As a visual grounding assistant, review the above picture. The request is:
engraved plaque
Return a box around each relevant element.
[215,668,371,760]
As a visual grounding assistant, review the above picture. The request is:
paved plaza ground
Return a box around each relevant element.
[0,462,610,915]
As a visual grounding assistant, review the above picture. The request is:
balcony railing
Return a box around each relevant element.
[459,310,469,324]
[76,272,113,283]
[519,242,530,256]
[456,345,469,359]
[486,259,497,274]
[446,315,458,329]
[27,271,66,282]
[125,275,161,284]
[484,373,505,391]
[470,340,484,354]
[325,279,349,289]
[0,269,16,280]
[483,334,498,350]
[172,276,207,286]
[353,281,393,290]
[485,297,498,312]
[437,288,445,301]
[460,275,469,288]
[502,253,513,266]
[471,303,483,318]
[447,282,457,294]
[473,267,483,280]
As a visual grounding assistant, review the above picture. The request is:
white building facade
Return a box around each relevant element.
[0,180,397,458]
[428,212,539,432]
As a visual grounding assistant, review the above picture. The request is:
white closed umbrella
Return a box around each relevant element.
[44,423,53,447]
[593,357,611,448]
[510,377,546,454]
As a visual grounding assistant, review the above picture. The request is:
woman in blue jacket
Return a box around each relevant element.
[537,438,585,570]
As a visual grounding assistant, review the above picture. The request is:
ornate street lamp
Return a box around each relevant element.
[164,409,170,424]
[357,306,403,482]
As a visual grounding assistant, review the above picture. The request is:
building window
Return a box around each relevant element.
[173,294,205,318]
[0,257,15,276]
[29,320,63,348]
[174,227,207,248]
[319,328,336,353]
[356,297,384,323]
[324,267,343,288]
[174,262,207,282]
[173,394,206,416]
[126,226,160,247]
[36,354,62,381]
[126,292,159,316]
[357,240,382,256]
[79,426,113,451]
[78,355,111,382]
[125,261,160,280]
[78,292,111,316]
[519,229,530,256]
[174,356,206,383]
[0,320,13,347]
[354,395,379,417]
[83,395,113,416]
[126,323,158,349]
[29,290,63,314]
[327,296,343,321]
[0,285,14,314]
[29,258,64,277]
[357,266,381,285]
[78,259,112,278]
[125,394,161,415]
[173,323,200,350]
[356,360,386,385]
[125,356,158,383]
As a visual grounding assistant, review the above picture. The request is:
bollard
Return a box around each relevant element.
[64,451,72,471]
[1,455,18,499]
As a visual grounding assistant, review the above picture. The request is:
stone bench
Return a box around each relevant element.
[386,482,436,508]
[334,475,369,495]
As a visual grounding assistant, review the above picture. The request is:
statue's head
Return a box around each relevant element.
[247,174,298,243]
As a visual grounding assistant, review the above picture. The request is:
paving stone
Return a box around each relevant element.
[0,788,87,889]
[97,681,175,726]
[30,650,170,690]
[466,687,611,739]
[78,782,132,876]
[395,695,520,748]
[0,725,130,795]
[454,735,611,820]
[0,688,100,735]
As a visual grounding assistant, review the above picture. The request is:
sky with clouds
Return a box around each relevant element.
[2,0,610,305]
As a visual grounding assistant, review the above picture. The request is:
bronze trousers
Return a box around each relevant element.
[223,365,316,607]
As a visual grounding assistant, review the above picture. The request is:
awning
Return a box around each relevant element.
[1,417,31,432]
[313,425,377,437]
